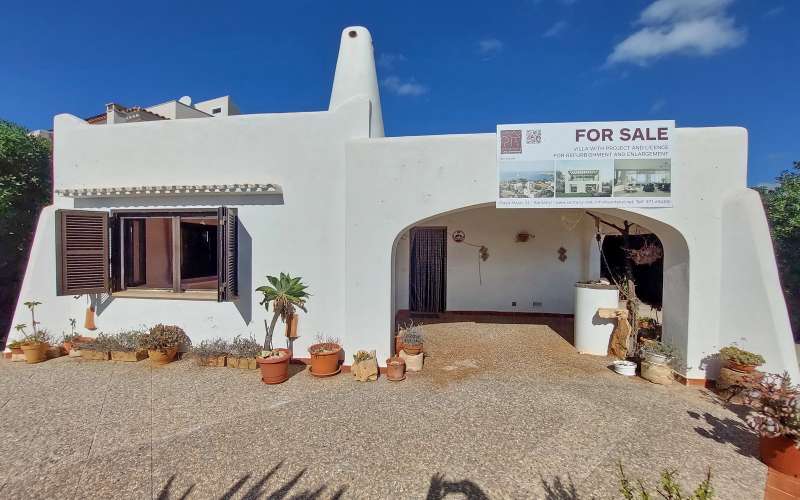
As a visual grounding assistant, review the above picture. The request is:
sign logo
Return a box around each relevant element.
[500,130,522,154]
[526,129,542,144]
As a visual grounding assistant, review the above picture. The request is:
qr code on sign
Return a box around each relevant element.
[526,129,542,144]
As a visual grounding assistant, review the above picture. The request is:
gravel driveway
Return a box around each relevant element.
[0,317,765,499]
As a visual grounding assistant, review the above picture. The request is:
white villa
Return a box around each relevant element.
[565,169,602,194]
[9,26,797,383]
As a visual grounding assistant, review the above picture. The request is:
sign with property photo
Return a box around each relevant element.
[497,120,674,208]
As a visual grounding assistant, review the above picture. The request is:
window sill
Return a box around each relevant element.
[112,289,217,301]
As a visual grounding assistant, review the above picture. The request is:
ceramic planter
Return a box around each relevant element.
[111,350,148,362]
[63,341,74,353]
[761,436,800,477]
[81,349,110,361]
[256,348,290,384]
[196,355,227,367]
[724,360,758,373]
[309,343,342,377]
[22,342,50,364]
[148,347,178,364]
[643,351,670,366]
[612,360,637,376]
[402,344,423,356]
[21,343,48,364]
[386,357,406,381]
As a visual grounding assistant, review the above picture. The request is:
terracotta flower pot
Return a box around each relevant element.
[148,347,178,364]
[10,347,23,355]
[63,341,73,353]
[725,360,758,373]
[309,343,342,377]
[402,345,423,356]
[21,343,48,364]
[386,357,406,381]
[761,436,800,477]
[256,348,291,384]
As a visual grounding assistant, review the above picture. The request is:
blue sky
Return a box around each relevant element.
[1,0,796,185]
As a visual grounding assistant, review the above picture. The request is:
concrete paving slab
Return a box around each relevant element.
[0,318,768,498]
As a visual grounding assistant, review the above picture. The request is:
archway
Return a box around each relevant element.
[390,204,690,368]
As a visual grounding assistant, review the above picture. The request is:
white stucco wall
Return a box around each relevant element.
[394,207,597,314]
[11,98,371,358]
[344,129,797,379]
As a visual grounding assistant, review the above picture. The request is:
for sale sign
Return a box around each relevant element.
[497,120,674,208]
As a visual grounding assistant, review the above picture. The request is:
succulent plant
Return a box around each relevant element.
[309,334,340,355]
[720,345,765,367]
[139,324,190,353]
[80,333,115,352]
[230,334,261,359]
[105,330,146,352]
[640,339,675,358]
[353,350,374,363]
[259,349,286,358]
[22,328,52,346]
[192,338,232,359]
[742,372,800,447]
[400,322,424,348]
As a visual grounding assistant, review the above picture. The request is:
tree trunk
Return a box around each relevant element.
[263,310,280,350]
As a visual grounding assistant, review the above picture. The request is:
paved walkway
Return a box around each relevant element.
[1,319,765,499]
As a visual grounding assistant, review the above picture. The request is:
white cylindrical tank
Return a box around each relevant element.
[574,282,619,355]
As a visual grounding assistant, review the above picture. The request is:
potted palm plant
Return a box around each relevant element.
[255,273,310,384]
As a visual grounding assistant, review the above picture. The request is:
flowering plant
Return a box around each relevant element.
[742,372,800,447]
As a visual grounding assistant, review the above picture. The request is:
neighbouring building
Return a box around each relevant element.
[9,26,797,383]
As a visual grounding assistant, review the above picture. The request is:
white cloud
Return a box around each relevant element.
[382,76,429,97]
[650,98,666,113]
[607,0,746,66]
[477,38,504,58]
[377,53,407,70]
[764,6,784,18]
[542,20,568,38]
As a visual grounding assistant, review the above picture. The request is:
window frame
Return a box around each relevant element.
[109,208,235,301]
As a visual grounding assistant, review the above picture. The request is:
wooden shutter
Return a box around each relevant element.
[217,207,238,301]
[56,210,110,295]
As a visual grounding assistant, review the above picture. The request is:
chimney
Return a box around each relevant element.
[329,26,384,138]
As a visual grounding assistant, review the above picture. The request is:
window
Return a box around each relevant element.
[212,107,222,114]
[570,185,578,193]
[56,208,237,301]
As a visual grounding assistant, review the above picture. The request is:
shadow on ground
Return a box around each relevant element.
[687,410,758,458]
[156,461,347,500]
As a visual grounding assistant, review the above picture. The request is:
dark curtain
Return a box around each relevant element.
[409,227,447,313]
[600,234,663,309]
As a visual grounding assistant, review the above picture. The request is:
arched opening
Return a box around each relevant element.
[389,203,690,371]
